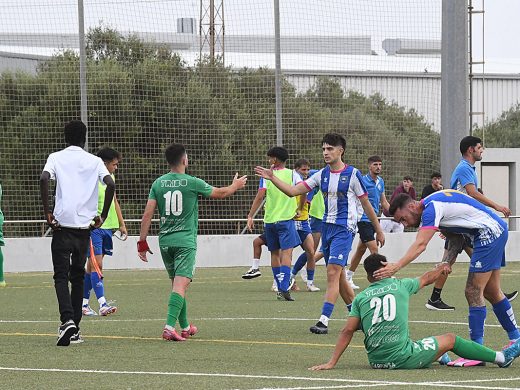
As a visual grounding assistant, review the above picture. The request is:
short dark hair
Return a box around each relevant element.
[165,143,186,166]
[368,155,382,164]
[322,133,346,155]
[460,136,482,155]
[97,147,122,162]
[64,120,87,147]
[403,175,414,182]
[388,193,413,216]
[431,172,441,179]
[267,146,289,162]
[364,253,388,279]
[294,158,310,169]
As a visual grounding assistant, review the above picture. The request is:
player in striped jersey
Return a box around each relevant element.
[255,133,385,333]
[376,190,520,366]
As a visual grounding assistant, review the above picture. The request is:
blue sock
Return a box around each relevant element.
[492,297,520,340]
[322,301,335,318]
[272,267,281,291]
[91,272,105,301]
[346,303,352,312]
[468,306,486,344]
[292,253,307,277]
[83,273,92,300]
[280,265,291,292]
[307,269,315,283]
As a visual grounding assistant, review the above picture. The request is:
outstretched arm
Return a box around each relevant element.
[254,166,308,197]
[210,173,247,199]
[373,228,436,279]
[309,316,361,371]
[418,263,451,289]
[465,183,511,217]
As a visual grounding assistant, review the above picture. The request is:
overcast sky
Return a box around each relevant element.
[0,0,518,69]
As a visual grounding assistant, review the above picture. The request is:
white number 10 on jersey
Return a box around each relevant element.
[370,294,396,324]
[163,190,183,216]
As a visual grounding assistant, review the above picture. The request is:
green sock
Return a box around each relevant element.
[0,248,4,282]
[166,292,184,328]
[178,299,189,329]
[453,335,497,363]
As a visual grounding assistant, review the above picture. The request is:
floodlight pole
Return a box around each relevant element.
[441,0,469,182]
[78,0,89,151]
[274,0,283,146]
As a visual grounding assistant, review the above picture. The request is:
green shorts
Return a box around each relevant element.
[160,246,196,279]
[0,212,4,246]
[370,337,439,369]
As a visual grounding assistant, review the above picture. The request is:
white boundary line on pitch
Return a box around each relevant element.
[0,318,504,328]
[0,367,518,390]
[241,385,390,390]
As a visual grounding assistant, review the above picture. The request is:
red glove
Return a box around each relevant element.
[137,240,153,254]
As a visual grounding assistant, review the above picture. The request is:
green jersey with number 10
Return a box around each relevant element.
[148,172,213,248]
[350,277,420,365]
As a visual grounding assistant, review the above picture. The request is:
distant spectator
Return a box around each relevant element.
[421,172,443,199]
[381,176,416,233]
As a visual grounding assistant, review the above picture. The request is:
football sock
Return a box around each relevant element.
[280,265,291,292]
[0,248,4,281]
[492,297,520,340]
[453,336,497,363]
[430,287,442,302]
[91,272,106,304]
[271,267,281,291]
[178,298,189,330]
[166,292,184,328]
[318,302,335,326]
[292,253,307,277]
[252,259,260,269]
[306,269,315,284]
[346,269,354,279]
[83,273,92,301]
[468,306,486,344]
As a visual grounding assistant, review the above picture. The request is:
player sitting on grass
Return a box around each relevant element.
[83,147,126,317]
[138,143,247,341]
[309,253,520,370]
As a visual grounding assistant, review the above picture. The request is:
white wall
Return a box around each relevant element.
[4,232,520,273]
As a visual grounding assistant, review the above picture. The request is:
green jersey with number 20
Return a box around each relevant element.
[350,277,420,365]
[148,173,213,248]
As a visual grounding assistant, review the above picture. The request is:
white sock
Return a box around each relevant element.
[252,259,260,269]
[165,324,174,331]
[346,270,354,278]
[82,298,89,307]
[319,315,329,327]
[98,296,107,306]
[495,351,505,365]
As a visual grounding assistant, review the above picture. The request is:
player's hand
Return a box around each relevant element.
[376,230,385,248]
[496,205,511,218]
[373,261,400,280]
[232,173,248,190]
[138,240,153,262]
[254,165,274,180]
[92,216,104,229]
[437,262,452,275]
[45,212,60,230]
[246,216,254,231]
[118,225,128,241]
[308,361,335,371]
[295,210,302,218]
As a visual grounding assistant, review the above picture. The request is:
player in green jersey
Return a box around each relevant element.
[0,181,5,287]
[310,253,520,370]
[138,143,247,341]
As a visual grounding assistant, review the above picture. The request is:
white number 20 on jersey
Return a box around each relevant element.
[370,294,396,324]
[163,190,183,216]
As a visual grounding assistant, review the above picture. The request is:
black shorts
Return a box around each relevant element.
[357,221,375,243]
[443,233,473,253]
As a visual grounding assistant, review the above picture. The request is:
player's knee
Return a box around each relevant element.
[445,333,457,347]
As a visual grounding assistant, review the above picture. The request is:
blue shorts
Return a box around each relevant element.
[91,228,114,256]
[295,220,312,243]
[264,220,301,251]
[321,223,354,267]
[470,231,507,273]
[309,217,323,234]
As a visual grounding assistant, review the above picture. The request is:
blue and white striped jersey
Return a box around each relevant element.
[421,190,506,246]
[303,164,367,231]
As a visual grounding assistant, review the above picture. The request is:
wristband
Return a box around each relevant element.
[137,240,150,252]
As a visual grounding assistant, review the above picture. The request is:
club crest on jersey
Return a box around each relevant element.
[340,176,348,183]
[323,177,328,182]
